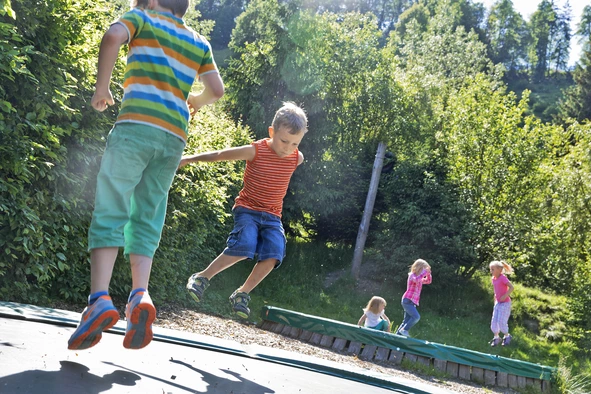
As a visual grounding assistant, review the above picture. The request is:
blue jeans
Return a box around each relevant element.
[223,206,286,267]
[400,298,420,332]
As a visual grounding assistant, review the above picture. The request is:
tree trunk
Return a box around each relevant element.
[351,141,387,280]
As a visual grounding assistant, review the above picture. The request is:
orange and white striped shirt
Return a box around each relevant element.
[234,139,299,218]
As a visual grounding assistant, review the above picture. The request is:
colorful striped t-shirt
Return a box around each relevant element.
[115,9,218,142]
[234,139,299,218]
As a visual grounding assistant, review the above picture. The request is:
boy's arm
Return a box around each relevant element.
[179,145,255,168]
[187,72,225,115]
[297,151,304,166]
[91,24,129,112]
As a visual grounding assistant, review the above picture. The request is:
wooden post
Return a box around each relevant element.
[299,330,313,341]
[351,141,387,280]
[360,345,377,360]
[347,341,362,355]
[319,335,335,347]
[446,362,459,377]
[484,370,496,386]
[375,347,390,362]
[288,327,301,338]
[405,353,418,363]
[388,350,404,364]
[471,367,484,383]
[332,338,347,351]
[497,372,508,387]
[309,333,323,345]
[434,359,447,373]
[458,365,471,380]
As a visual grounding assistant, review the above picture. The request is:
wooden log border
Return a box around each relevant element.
[258,320,551,392]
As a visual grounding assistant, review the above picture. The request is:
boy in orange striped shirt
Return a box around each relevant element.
[181,102,308,318]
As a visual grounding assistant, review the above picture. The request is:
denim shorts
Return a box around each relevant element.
[223,206,286,267]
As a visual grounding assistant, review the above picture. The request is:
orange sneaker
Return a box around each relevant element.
[68,295,119,350]
[123,291,156,349]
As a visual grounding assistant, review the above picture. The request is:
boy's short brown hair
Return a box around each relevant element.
[131,0,190,17]
[131,0,150,8]
[159,0,190,16]
[272,102,308,135]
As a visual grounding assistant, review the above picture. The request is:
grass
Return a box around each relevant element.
[185,237,590,380]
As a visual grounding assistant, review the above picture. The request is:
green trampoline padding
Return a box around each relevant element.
[261,306,555,381]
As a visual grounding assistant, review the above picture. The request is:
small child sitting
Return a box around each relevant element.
[358,296,391,332]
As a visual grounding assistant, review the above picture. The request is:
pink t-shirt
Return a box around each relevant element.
[492,274,511,303]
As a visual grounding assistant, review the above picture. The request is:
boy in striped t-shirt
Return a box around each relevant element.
[182,102,308,319]
[68,0,224,351]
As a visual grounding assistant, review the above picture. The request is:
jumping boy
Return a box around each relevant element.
[67,0,224,350]
[182,102,308,318]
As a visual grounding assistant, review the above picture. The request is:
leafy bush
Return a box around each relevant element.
[0,0,115,303]
[0,1,251,305]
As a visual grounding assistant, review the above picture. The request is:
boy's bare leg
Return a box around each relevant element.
[69,247,120,350]
[124,254,155,349]
[198,253,246,279]
[90,247,119,294]
[237,258,276,294]
[130,254,153,290]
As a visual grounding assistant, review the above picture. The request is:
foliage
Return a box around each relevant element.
[576,6,591,50]
[556,44,591,123]
[371,158,477,282]
[485,0,529,75]
[527,0,572,81]
[2,0,591,364]
[196,0,243,48]
[553,358,591,394]
[439,83,557,278]
[0,0,116,303]
[0,0,248,305]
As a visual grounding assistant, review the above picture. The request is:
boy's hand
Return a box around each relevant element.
[91,89,114,112]
[187,100,200,117]
[178,157,193,169]
[187,92,206,116]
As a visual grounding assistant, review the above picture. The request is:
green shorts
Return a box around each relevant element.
[88,123,185,258]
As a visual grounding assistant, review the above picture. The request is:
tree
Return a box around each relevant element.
[576,5,591,52]
[577,5,591,39]
[485,0,528,75]
[0,0,116,301]
[197,0,246,48]
[375,9,503,277]
[526,0,570,79]
[440,83,556,277]
[548,1,571,75]
[557,43,591,122]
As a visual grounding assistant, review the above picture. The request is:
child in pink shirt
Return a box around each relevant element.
[395,259,431,337]
[489,260,514,346]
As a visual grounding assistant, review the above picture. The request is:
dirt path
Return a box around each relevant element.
[155,305,518,394]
